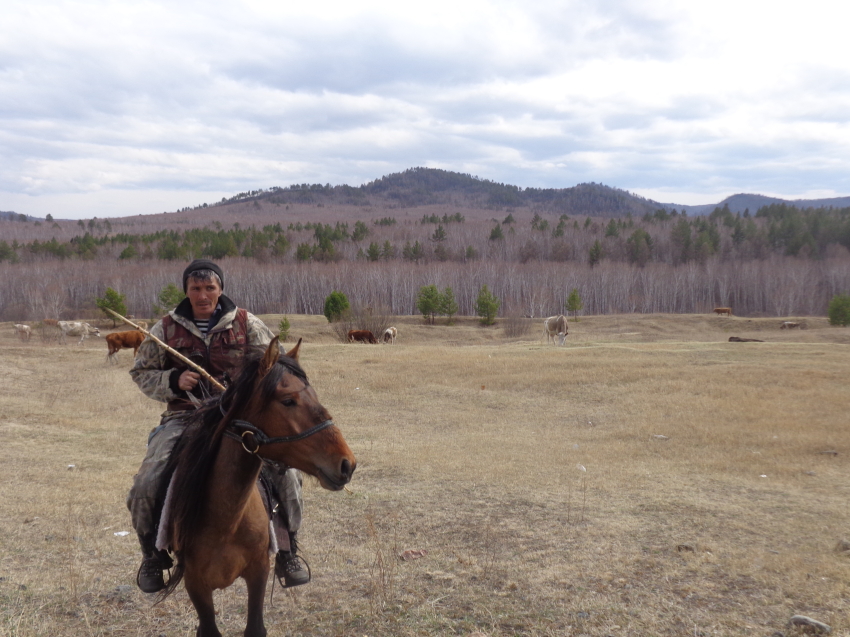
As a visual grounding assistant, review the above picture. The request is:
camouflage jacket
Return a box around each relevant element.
[130,294,274,415]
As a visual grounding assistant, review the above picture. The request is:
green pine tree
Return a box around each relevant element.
[566,288,584,321]
[440,287,459,324]
[96,287,128,326]
[827,294,850,326]
[152,283,186,317]
[417,285,441,324]
[474,284,500,325]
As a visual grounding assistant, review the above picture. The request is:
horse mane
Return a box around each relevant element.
[159,351,307,599]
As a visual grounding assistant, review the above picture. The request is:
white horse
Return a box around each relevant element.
[382,326,397,344]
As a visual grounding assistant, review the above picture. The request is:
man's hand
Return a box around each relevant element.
[178,370,201,391]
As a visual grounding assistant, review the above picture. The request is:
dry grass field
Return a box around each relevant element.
[1,314,848,637]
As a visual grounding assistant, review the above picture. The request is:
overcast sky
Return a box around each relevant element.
[2,0,849,219]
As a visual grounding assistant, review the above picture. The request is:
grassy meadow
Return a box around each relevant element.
[1,313,848,637]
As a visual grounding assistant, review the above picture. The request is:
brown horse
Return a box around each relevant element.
[158,337,356,637]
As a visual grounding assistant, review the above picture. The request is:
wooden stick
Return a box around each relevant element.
[104,308,226,392]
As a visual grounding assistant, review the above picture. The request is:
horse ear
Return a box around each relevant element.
[285,337,302,361]
[259,336,281,379]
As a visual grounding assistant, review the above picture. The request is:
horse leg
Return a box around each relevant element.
[242,559,269,637]
[184,578,222,637]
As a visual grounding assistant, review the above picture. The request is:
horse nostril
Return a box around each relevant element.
[341,458,353,478]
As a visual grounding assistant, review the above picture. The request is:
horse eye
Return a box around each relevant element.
[281,398,296,407]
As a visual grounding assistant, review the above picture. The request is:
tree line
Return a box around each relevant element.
[2,254,848,322]
[3,202,850,269]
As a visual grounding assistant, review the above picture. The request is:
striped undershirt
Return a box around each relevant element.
[193,304,221,336]
[193,318,211,336]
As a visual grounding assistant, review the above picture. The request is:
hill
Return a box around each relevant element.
[4,168,850,221]
[663,192,850,216]
[219,168,664,218]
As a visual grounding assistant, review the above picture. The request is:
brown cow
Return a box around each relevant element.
[713,307,732,316]
[347,329,377,344]
[106,330,146,363]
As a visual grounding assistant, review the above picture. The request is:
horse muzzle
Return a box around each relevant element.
[318,457,356,491]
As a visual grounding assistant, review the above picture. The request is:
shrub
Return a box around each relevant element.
[329,304,393,343]
[502,311,532,338]
[827,294,850,326]
[323,291,350,323]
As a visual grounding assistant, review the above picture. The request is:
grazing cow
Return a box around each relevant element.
[780,321,801,329]
[729,336,764,342]
[543,315,568,346]
[43,318,59,327]
[382,326,397,344]
[713,307,732,316]
[105,330,146,363]
[348,329,378,344]
[14,324,31,341]
[57,321,101,345]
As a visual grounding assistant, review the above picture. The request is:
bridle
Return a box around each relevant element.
[224,416,335,455]
[218,372,335,455]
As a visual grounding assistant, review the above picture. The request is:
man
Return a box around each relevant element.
[127,259,309,593]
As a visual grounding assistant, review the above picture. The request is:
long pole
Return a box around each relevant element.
[104,308,226,392]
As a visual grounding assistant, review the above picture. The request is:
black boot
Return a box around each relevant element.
[136,534,172,594]
[275,533,310,587]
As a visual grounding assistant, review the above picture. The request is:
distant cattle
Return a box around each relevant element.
[382,326,397,344]
[14,324,31,341]
[348,329,377,344]
[780,321,801,329]
[729,336,764,342]
[58,321,101,345]
[135,320,149,331]
[106,330,146,363]
[543,315,568,346]
[43,319,59,327]
[713,307,732,316]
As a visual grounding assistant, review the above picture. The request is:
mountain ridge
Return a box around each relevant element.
[5,168,850,220]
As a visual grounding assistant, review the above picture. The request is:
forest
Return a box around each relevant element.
[1,174,849,322]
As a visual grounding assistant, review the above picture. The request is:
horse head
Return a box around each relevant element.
[237,337,356,491]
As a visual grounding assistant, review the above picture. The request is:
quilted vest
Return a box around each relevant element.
[161,308,249,411]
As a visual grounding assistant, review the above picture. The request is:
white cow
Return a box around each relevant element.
[14,324,31,341]
[543,315,568,346]
[382,326,397,344]
[58,321,101,345]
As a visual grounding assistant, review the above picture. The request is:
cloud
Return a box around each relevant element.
[1,0,849,216]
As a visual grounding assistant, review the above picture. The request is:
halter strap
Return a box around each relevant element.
[223,418,335,454]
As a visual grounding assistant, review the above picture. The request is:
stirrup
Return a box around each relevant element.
[275,552,311,588]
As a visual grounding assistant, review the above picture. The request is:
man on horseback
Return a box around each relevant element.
[127,259,310,593]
